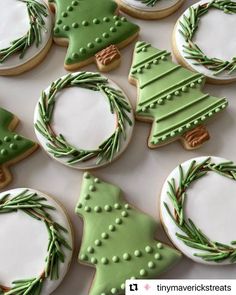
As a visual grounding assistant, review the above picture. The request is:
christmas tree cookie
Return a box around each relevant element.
[160,157,236,265]
[48,0,139,72]
[0,188,73,294]
[76,173,181,295]
[173,0,236,84]
[129,41,228,150]
[0,108,38,188]
[0,0,52,76]
[116,0,185,20]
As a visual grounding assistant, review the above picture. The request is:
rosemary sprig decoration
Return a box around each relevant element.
[0,0,48,63]
[164,157,236,263]
[179,0,236,76]
[35,72,133,165]
[0,189,71,295]
[135,0,159,7]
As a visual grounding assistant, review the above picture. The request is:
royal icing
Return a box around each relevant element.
[0,0,52,71]
[76,173,181,295]
[160,157,236,265]
[34,72,134,169]
[121,0,181,12]
[49,0,139,68]
[0,188,73,294]
[129,41,228,148]
[0,107,37,187]
[174,0,236,81]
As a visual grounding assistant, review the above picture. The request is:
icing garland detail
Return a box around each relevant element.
[0,0,48,63]
[134,0,160,7]
[35,72,132,165]
[0,189,71,294]
[164,157,236,263]
[179,0,236,76]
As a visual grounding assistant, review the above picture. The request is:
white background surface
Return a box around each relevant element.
[1,0,236,294]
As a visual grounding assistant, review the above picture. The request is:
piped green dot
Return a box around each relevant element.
[72,22,79,28]
[112,256,119,263]
[111,288,117,294]
[93,18,100,24]
[57,19,62,25]
[95,38,102,43]
[94,206,102,212]
[4,136,11,142]
[72,0,78,5]
[121,211,128,217]
[101,257,109,264]
[85,194,90,200]
[84,206,91,212]
[101,232,109,239]
[54,27,60,34]
[87,246,94,253]
[89,185,96,191]
[115,218,122,225]
[84,172,90,179]
[121,283,125,290]
[145,246,153,253]
[154,253,161,260]
[82,20,89,26]
[148,261,155,269]
[114,203,121,209]
[95,239,102,246]
[110,27,116,33]
[123,253,131,260]
[80,254,88,260]
[63,25,70,31]
[103,17,110,22]
[124,204,130,209]
[113,15,119,20]
[67,5,73,11]
[157,243,163,249]
[91,257,97,264]
[115,21,121,26]
[109,225,116,231]
[102,33,109,38]
[134,250,142,257]
[10,143,17,150]
[140,269,147,276]
[62,12,68,17]
[105,205,112,212]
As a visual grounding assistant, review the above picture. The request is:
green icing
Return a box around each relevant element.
[49,0,139,65]
[76,172,181,295]
[0,108,36,165]
[129,41,228,146]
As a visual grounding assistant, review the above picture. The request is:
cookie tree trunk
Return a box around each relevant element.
[76,173,181,295]
[129,41,228,149]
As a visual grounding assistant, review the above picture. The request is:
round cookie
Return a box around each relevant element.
[160,156,236,265]
[116,0,185,20]
[173,0,236,84]
[0,188,73,294]
[48,0,139,72]
[76,172,181,295]
[34,72,134,169]
[0,0,53,76]
[129,41,228,150]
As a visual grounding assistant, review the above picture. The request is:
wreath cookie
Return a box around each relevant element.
[48,0,139,72]
[160,156,236,265]
[76,172,181,295]
[173,0,236,84]
[116,0,185,20]
[129,41,228,150]
[0,188,73,294]
[0,0,53,76]
[0,107,38,189]
[34,72,134,169]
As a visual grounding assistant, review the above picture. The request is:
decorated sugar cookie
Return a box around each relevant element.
[160,156,236,265]
[0,0,52,76]
[34,72,134,169]
[116,0,185,20]
[0,188,73,294]
[0,108,38,188]
[129,41,228,150]
[173,0,236,84]
[48,0,139,72]
[76,173,181,295]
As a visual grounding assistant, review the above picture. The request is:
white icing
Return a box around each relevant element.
[122,0,181,12]
[0,188,73,294]
[160,156,236,265]
[174,0,236,81]
[0,0,52,71]
[34,72,134,170]
[51,87,116,151]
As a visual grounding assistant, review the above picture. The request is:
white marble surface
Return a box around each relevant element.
[1,0,236,294]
